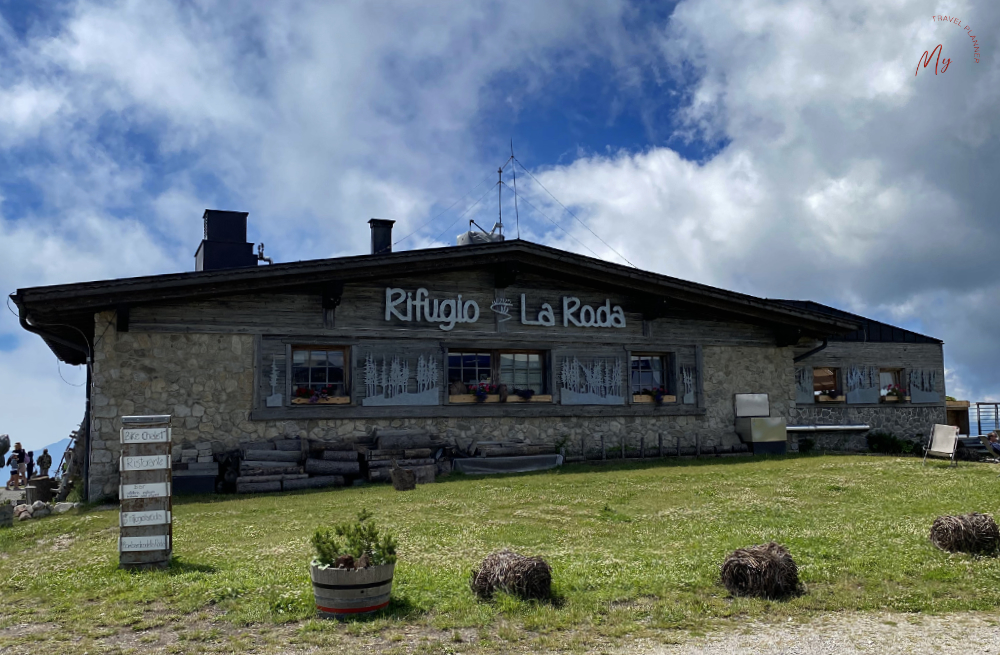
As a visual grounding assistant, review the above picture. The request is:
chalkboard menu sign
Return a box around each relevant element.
[119,415,172,569]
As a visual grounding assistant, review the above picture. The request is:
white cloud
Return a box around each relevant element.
[527,0,1000,401]
[0,0,638,448]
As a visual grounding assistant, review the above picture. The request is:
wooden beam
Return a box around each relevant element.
[492,262,519,288]
[116,305,130,332]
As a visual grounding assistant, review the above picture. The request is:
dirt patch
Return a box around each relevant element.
[645,611,1000,655]
[3,610,999,654]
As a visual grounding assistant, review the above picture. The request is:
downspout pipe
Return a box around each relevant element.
[794,338,828,363]
[18,311,91,359]
[17,307,93,501]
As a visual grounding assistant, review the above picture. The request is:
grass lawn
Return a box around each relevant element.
[2,454,1000,654]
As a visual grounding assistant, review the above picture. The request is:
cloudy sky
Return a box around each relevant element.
[0,0,996,450]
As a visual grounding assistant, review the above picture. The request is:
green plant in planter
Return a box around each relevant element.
[311,509,397,568]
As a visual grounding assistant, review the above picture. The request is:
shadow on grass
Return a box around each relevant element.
[438,452,817,484]
[471,588,566,613]
[167,556,217,575]
[170,452,927,507]
[322,594,423,623]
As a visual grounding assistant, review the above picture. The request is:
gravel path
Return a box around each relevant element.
[645,611,1000,654]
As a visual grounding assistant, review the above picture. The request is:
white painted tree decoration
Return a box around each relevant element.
[681,366,695,404]
[265,356,284,407]
[362,352,440,406]
[364,354,378,398]
[416,356,438,393]
[908,368,940,403]
[269,358,279,395]
[559,357,624,405]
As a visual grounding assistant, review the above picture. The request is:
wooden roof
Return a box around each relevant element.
[773,300,942,344]
[12,239,863,365]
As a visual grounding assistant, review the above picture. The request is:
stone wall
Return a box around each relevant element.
[88,311,796,499]
[789,404,946,452]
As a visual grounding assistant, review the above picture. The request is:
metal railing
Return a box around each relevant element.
[973,402,1000,435]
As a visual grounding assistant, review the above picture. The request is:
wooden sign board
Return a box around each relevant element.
[119,415,173,570]
[121,510,171,527]
[120,535,170,551]
[120,455,171,471]
[120,482,171,499]
[121,427,170,444]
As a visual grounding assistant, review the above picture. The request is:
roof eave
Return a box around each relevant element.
[14,240,859,338]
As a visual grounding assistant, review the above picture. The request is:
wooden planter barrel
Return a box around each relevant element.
[310,562,395,618]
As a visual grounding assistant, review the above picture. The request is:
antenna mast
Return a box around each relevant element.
[510,141,520,239]
[497,166,503,239]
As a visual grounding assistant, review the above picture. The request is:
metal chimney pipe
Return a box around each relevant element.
[368,218,395,255]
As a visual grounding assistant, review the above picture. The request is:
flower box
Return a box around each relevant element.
[817,395,845,403]
[632,394,677,404]
[881,396,909,403]
[292,396,351,405]
[505,394,553,403]
[449,394,501,404]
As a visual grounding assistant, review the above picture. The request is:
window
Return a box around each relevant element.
[292,347,348,398]
[630,354,672,395]
[447,351,493,386]
[447,349,549,397]
[880,368,902,397]
[499,351,545,394]
[813,367,840,398]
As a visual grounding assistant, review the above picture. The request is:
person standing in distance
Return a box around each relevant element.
[12,442,26,489]
[37,449,52,478]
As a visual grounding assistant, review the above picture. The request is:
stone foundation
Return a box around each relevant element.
[790,404,945,443]
[87,312,797,500]
[788,403,946,453]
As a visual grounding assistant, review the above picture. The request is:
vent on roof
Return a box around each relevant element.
[194,209,259,271]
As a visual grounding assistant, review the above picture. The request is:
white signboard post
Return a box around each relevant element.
[119,415,172,570]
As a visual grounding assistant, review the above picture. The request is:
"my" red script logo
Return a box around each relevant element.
[916,44,951,76]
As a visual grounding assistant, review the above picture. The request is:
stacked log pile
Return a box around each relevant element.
[172,440,220,480]
[236,440,304,493]
[301,448,362,488]
[362,429,442,484]
[236,438,361,493]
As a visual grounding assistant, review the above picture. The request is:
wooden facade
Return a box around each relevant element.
[12,238,948,499]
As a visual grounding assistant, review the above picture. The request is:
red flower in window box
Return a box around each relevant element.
[885,384,907,399]
[640,386,668,405]
[467,383,497,402]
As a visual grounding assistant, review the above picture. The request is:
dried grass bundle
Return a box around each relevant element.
[470,549,552,600]
[720,542,799,598]
[929,513,1000,555]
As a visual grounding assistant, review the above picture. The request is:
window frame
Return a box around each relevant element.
[812,366,842,401]
[629,352,676,402]
[288,345,351,405]
[879,368,903,397]
[497,350,548,395]
[446,350,495,388]
[446,348,551,402]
